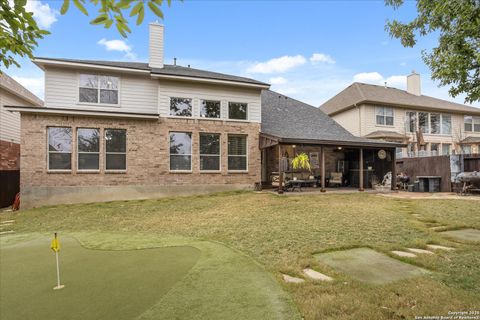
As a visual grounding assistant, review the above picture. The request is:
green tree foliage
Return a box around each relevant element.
[291,152,312,173]
[385,0,480,103]
[1,0,174,70]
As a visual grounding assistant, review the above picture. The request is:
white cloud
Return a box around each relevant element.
[247,55,306,74]
[97,38,137,60]
[385,75,407,87]
[12,76,44,99]
[400,62,407,67]
[353,72,384,83]
[25,0,59,29]
[310,53,335,64]
[269,77,288,85]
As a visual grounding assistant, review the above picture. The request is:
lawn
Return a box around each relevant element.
[1,191,479,319]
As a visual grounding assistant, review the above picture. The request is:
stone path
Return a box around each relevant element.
[427,244,455,251]
[302,268,333,281]
[282,274,305,283]
[440,229,480,242]
[391,250,417,258]
[407,248,434,255]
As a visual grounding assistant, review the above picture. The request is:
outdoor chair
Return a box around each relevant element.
[329,172,343,187]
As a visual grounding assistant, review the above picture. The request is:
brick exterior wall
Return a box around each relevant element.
[21,114,260,197]
[0,140,20,170]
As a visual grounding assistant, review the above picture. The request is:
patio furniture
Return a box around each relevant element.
[329,172,343,187]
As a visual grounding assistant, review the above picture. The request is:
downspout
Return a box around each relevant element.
[354,103,361,137]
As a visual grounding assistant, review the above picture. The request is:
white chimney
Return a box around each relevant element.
[407,71,421,96]
[149,22,164,69]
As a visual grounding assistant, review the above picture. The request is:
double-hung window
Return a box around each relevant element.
[48,127,72,170]
[464,116,473,132]
[406,111,416,133]
[200,100,221,118]
[170,132,192,171]
[199,133,221,171]
[77,128,100,170]
[441,114,452,135]
[228,102,248,120]
[375,106,394,126]
[442,144,451,156]
[170,98,192,117]
[228,135,247,171]
[105,129,126,171]
[430,113,441,134]
[419,112,429,133]
[79,74,119,105]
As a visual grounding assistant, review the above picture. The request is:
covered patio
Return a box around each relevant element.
[260,90,402,193]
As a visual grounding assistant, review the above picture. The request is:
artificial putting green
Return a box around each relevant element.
[315,248,428,285]
[0,233,300,320]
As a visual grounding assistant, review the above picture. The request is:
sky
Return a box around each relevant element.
[4,0,479,108]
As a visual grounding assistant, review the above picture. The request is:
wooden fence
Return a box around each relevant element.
[0,170,19,208]
[396,156,452,192]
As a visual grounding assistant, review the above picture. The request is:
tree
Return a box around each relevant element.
[385,0,480,104]
[1,0,173,69]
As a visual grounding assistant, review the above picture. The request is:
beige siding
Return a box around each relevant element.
[0,88,34,143]
[331,107,361,136]
[158,79,262,123]
[44,67,158,114]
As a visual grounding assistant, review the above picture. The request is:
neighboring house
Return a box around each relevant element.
[0,73,43,170]
[5,23,398,208]
[320,73,480,158]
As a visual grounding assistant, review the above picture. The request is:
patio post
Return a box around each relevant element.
[391,148,397,191]
[321,146,326,192]
[278,144,284,194]
[359,148,364,192]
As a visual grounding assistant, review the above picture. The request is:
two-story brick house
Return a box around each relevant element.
[5,23,400,208]
[320,73,480,157]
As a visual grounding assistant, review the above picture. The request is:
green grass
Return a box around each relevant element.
[1,191,479,319]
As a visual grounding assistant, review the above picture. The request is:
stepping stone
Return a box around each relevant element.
[430,226,447,231]
[391,250,417,258]
[411,214,421,218]
[1,220,14,224]
[441,229,480,242]
[315,248,427,285]
[302,268,333,281]
[407,248,435,255]
[282,274,305,283]
[0,230,15,235]
[427,244,455,251]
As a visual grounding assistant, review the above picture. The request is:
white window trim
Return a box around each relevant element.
[227,134,248,172]
[375,106,394,127]
[77,128,100,172]
[77,73,121,107]
[169,131,193,172]
[199,99,222,119]
[169,97,193,118]
[228,102,249,121]
[199,133,221,172]
[47,126,72,172]
[408,110,452,136]
[104,128,127,172]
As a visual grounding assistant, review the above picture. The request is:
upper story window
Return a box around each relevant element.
[375,106,394,126]
[228,102,248,120]
[407,111,451,135]
[430,113,441,134]
[170,97,192,117]
[441,114,452,135]
[170,132,192,171]
[48,127,72,170]
[200,100,221,118]
[418,112,429,133]
[79,74,119,105]
[105,129,127,171]
[77,128,100,171]
[406,111,416,133]
[465,115,480,132]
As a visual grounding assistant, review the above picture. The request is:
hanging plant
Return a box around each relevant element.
[291,152,311,173]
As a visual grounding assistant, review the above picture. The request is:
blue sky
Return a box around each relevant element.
[5,0,479,108]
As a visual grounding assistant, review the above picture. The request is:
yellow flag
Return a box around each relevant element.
[50,235,60,252]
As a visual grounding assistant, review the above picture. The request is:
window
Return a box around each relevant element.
[170,132,192,171]
[419,112,429,133]
[462,145,472,154]
[430,113,441,134]
[464,116,473,132]
[442,144,451,156]
[375,106,394,126]
[105,129,126,171]
[228,135,247,171]
[48,127,72,170]
[406,111,416,133]
[430,143,439,155]
[441,114,452,135]
[200,100,221,118]
[77,128,100,170]
[79,74,119,104]
[170,98,192,117]
[228,102,248,120]
[200,133,220,171]
[474,116,480,132]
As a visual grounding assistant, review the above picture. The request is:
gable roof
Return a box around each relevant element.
[0,73,44,107]
[33,57,269,87]
[261,90,401,148]
[320,82,480,116]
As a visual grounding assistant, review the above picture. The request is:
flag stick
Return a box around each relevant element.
[52,232,64,290]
